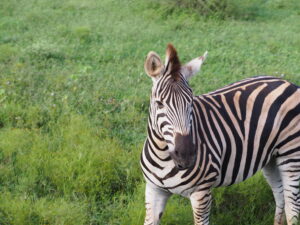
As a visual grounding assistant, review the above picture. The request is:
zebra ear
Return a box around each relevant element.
[181,51,208,80]
[165,43,181,80]
[144,51,164,80]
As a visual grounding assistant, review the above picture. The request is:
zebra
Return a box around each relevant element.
[141,43,300,225]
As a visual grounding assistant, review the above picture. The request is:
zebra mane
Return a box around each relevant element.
[165,43,181,81]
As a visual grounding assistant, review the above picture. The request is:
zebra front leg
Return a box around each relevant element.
[263,158,285,225]
[279,169,300,225]
[144,183,171,225]
[190,189,212,225]
[276,154,300,225]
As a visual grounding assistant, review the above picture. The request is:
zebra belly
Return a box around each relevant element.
[215,163,266,187]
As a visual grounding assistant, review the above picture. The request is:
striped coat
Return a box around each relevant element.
[141,44,300,225]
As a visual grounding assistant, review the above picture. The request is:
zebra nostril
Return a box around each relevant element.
[175,150,179,156]
[177,164,183,169]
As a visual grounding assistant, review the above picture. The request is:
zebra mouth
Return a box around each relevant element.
[175,163,194,171]
[176,164,188,170]
[174,156,196,170]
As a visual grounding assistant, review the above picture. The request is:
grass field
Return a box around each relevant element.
[0,0,300,224]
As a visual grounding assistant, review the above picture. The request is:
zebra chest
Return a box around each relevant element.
[141,151,219,197]
[142,165,201,197]
[141,136,223,195]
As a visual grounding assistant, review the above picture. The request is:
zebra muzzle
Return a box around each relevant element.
[171,133,196,170]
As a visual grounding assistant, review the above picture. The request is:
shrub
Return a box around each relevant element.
[151,0,269,20]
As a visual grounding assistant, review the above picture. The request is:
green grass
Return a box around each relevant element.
[0,0,300,224]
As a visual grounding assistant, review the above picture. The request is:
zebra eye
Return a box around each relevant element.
[156,101,164,109]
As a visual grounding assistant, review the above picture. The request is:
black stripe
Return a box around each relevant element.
[144,140,164,169]
[254,83,298,171]
[209,76,280,95]
[243,82,283,179]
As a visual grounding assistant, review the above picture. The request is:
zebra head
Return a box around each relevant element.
[144,44,207,170]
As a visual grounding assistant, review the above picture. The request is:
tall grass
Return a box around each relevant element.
[0,0,300,224]
[0,114,141,224]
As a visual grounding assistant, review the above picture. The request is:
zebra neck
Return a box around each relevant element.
[146,125,171,160]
